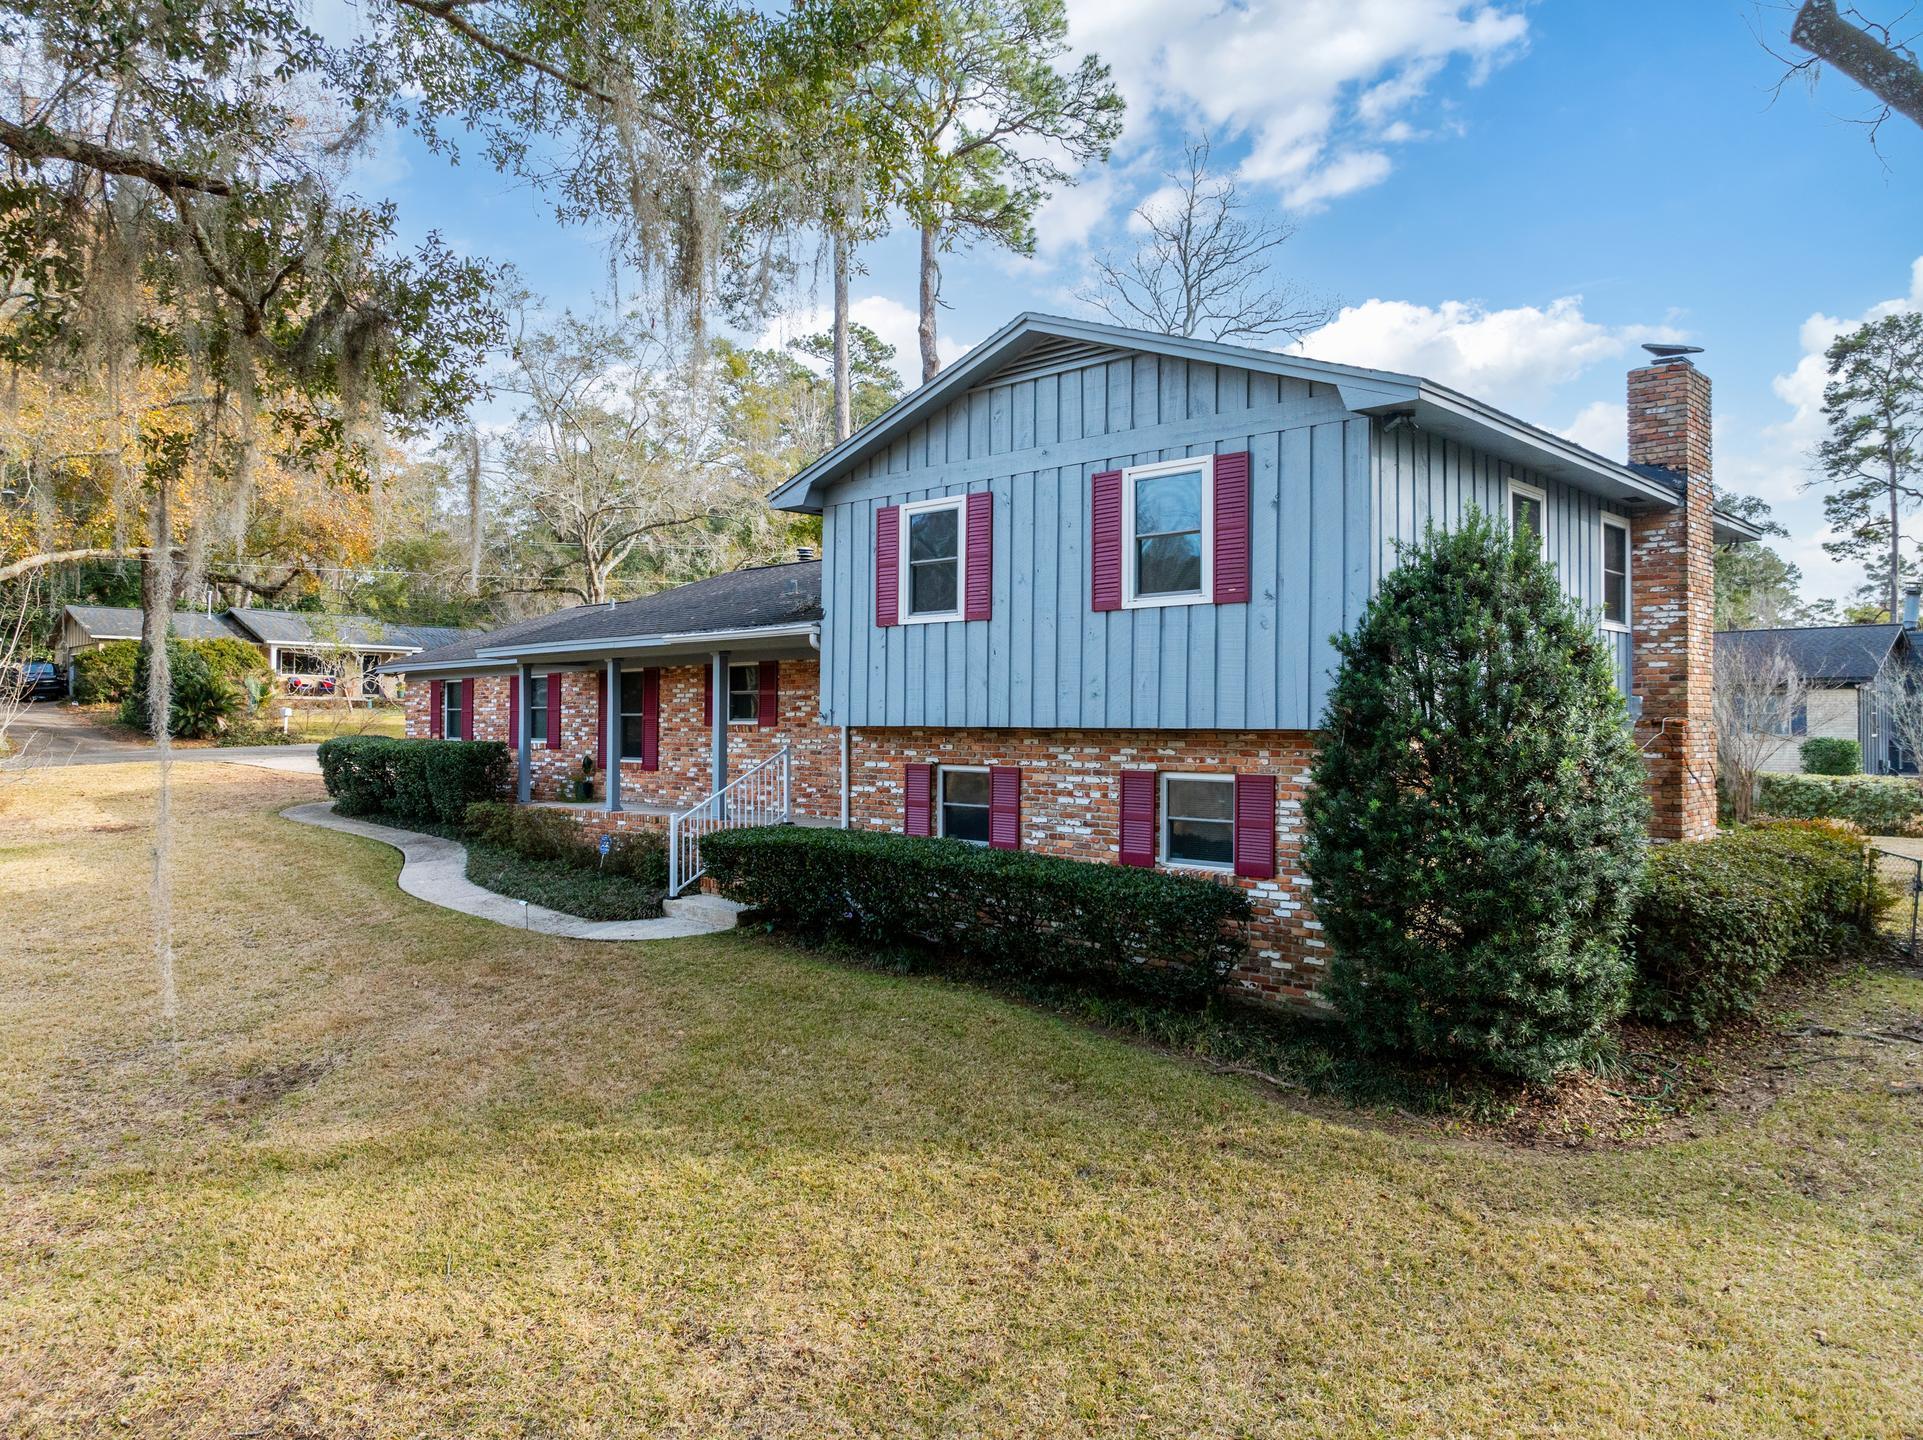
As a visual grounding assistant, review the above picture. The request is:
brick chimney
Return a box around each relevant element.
[1627,351,1717,841]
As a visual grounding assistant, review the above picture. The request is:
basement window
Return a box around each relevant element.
[937,766,991,844]
[1160,773,1234,870]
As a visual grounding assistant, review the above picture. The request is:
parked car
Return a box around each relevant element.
[4,660,65,701]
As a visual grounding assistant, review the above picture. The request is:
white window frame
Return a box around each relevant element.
[935,764,991,845]
[1599,514,1632,632]
[1157,771,1236,873]
[897,495,969,625]
[1122,454,1215,611]
[442,681,462,738]
[726,662,759,726]
[1507,478,1548,557]
[527,673,549,745]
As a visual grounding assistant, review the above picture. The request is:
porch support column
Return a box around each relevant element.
[711,649,729,809]
[516,660,532,804]
[605,655,624,813]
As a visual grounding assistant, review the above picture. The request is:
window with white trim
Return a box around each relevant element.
[937,765,991,844]
[1508,479,1546,555]
[1160,773,1234,869]
[619,670,646,758]
[727,663,759,723]
[1123,455,1214,607]
[442,681,462,738]
[1601,515,1631,628]
[527,674,549,744]
[900,497,965,622]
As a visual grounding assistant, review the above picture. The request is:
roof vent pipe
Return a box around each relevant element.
[797,545,816,562]
[1905,584,1919,630]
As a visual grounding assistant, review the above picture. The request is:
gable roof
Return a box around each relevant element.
[384,561,823,673]
[767,312,1764,545]
[63,605,241,642]
[223,608,472,652]
[1715,623,1911,684]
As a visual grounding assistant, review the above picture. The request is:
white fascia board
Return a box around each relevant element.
[476,621,819,662]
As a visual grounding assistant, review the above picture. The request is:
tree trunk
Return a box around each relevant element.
[918,224,941,385]
[464,429,483,595]
[833,233,853,442]
[1892,449,1903,622]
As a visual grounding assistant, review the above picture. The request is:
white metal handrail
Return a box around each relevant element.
[668,745,792,896]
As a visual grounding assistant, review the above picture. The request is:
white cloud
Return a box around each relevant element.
[1067,0,1529,211]
[1296,294,1675,415]
[1558,400,1626,459]
[757,295,969,389]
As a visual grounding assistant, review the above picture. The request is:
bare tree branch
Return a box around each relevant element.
[1079,136,1334,345]
[1792,1,1923,129]
[0,116,234,196]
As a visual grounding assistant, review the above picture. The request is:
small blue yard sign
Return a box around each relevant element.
[598,833,612,856]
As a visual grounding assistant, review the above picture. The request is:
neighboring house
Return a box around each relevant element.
[1715,620,1920,775]
[58,604,474,695]
[392,313,1754,1006]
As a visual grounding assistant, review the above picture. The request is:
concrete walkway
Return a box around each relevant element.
[281,801,744,941]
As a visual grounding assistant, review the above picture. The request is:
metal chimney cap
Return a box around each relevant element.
[1641,343,1705,361]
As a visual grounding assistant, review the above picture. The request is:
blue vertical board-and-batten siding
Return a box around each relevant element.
[819,348,1634,730]
[1371,419,1637,696]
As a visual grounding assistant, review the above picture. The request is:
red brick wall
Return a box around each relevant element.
[846,727,1327,1005]
[405,660,841,817]
[1627,359,1718,841]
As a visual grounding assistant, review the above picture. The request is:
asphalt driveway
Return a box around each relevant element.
[3,702,319,773]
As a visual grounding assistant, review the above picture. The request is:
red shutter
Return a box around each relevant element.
[1119,769,1156,867]
[641,667,660,771]
[545,672,562,750]
[1213,450,1251,604]
[757,660,779,728]
[702,664,713,725]
[965,491,993,621]
[876,504,901,627]
[989,765,1021,850]
[429,679,444,738]
[904,762,934,837]
[1233,773,1277,879]
[594,668,607,768]
[459,680,474,741]
[1091,470,1123,611]
[508,674,520,750]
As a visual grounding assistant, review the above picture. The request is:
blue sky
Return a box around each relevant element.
[345,0,1922,611]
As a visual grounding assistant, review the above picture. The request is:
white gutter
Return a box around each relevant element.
[478,620,819,661]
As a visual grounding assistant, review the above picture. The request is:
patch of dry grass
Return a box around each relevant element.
[2,763,1921,1438]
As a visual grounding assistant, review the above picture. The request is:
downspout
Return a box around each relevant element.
[808,624,848,829]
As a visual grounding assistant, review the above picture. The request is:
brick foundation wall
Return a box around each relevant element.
[846,727,1327,1005]
[1627,359,1718,841]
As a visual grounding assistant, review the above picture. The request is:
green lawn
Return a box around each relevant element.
[2,763,1921,1437]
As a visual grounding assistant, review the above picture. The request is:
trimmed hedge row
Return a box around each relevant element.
[465,801,667,890]
[72,641,138,703]
[318,735,512,827]
[1628,820,1886,1032]
[1799,737,1861,775]
[701,825,1251,1001]
[1756,772,1923,834]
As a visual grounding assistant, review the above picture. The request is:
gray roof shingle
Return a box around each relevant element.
[391,561,822,671]
[64,606,242,642]
[1715,624,1910,684]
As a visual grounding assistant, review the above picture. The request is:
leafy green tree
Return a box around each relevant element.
[1815,312,1923,620]
[1303,512,1649,1082]
[1713,490,1814,629]
[874,0,1123,381]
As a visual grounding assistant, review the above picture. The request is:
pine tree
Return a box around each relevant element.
[1815,312,1923,619]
